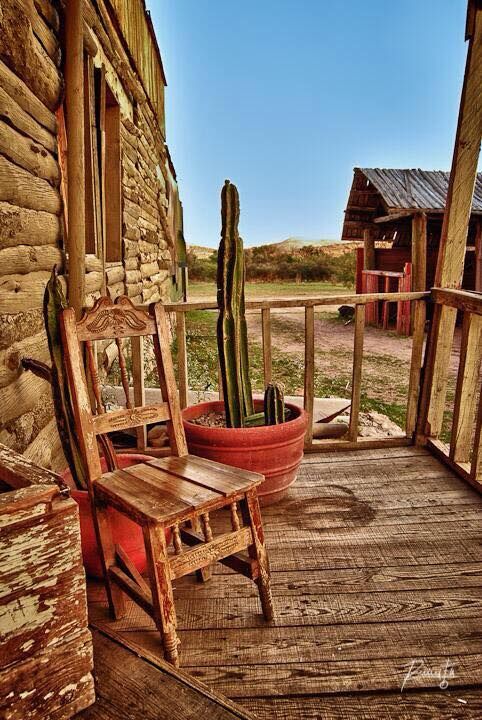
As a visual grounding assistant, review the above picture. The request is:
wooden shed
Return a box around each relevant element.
[0,0,186,472]
[342,168,482,296]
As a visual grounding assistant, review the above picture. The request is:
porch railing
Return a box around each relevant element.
[420,288,482,489]
[131,290,430,453]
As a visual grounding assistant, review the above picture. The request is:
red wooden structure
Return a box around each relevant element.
[361,262,412,335]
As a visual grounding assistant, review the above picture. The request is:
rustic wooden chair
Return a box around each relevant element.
[60,295,274,667]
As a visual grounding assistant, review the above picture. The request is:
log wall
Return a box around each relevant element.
[0,0,177,468]
[0,0,64,468]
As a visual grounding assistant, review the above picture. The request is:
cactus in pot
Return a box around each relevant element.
[264,382,285,426]
[217,180,285,428]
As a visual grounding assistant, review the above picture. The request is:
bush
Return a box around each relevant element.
[187,245,356,287]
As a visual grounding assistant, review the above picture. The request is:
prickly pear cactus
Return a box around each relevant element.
[264,382,285,426]
[216,180,254,427]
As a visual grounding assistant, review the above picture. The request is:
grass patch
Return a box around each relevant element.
[188,280,352,300]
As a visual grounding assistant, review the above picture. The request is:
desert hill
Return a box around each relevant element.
[188,237,360,258]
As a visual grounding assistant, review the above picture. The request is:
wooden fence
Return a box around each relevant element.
[131,290,430,454]
[420,288,482,490]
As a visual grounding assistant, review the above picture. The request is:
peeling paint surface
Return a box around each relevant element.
[1,481,94,719]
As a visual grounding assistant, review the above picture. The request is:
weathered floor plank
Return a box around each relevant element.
[89,447,482,718]
[243,690,482,720]
[76,628,254,719]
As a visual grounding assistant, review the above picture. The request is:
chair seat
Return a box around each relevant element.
[94,454,263,526]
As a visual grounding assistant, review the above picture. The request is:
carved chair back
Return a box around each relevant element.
[60,296,188,489]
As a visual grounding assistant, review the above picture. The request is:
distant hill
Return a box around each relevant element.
[188,244,216,260]
[187,237,352,258]
[265,237,335,251]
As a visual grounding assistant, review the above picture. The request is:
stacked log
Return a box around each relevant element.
[118,107,172,306]
[0,0,64,467]
[0,0,179,468]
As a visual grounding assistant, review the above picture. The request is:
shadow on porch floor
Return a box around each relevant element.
[86,446,482,719]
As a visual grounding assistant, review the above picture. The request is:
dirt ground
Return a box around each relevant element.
[246,307,461,404]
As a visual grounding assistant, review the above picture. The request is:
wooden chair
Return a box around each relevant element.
[60,296,274,667]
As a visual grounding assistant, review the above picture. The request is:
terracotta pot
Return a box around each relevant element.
[182,400,308,505]
[62,453,169,579]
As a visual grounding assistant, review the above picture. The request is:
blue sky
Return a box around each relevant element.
[149,1,469,248]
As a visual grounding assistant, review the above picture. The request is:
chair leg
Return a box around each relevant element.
[91,498,126,620]
[240,489,274,621]
[143,523,180,667]
[195,512,214,583]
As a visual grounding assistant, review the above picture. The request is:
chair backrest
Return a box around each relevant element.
[60,295,188,487]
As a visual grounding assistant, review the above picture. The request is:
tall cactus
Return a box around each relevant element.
[217,180,254,427]
[264,382,285,426]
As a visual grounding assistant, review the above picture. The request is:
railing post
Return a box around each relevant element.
[131,335,146,450]
[451,312,482,462]
[348,304,365,442]
[406,299,427,438]
[176,311,188,409]
[303,306,315,448]
[261,308,272,386]
[471,385,482,482]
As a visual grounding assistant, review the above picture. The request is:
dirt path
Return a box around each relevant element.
[246,308,462,409]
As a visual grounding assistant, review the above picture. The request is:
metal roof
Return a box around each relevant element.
[359,168,482,212]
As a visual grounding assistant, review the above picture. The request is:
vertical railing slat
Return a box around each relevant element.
[451,312,482,462]
[405,300,427,438]
[176,310,188,409]
[471,377,482,481]
[261,308,272,386]
[131,335,146,450]
[303,306,315,448]
[348,304,365,442]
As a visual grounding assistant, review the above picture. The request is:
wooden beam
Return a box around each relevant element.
[176,310,188,409]
[303,306,315,448]
[450,312,482,462]
[475,220,482,291]
[411,213,427,292]
[419,6,482,438]
[163,291,429,314]
[347,304,365,441]
[432,287,482,315]
[374,210,415,224]
[405,300,426,438]
[363,228,375,270]
[65,0,85,318]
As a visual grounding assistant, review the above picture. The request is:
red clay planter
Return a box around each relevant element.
[182,400,308,505]
[62,453,168,578]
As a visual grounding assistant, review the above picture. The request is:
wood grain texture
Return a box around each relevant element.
[91,447,482,718]
[421,5,482,438]
[0,448,94,719]
[348,304,365,441]
[450,312,482,462]
[243,690,482,720]
[78,628,255,719]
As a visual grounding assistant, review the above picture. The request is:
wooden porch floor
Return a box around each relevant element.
[88,446,482,719]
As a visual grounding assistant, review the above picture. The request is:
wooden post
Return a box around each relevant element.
[411,212,427,292]
[176,311,188,409]
[450,312,482,462]
[65,0,85,318]
[348,304,365,441]
[132,336,147,450]
[475,220,482,292]
[303,306,315,448]
[405,300,427,438]
[363,228,375,270]
[418,5,482,439]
